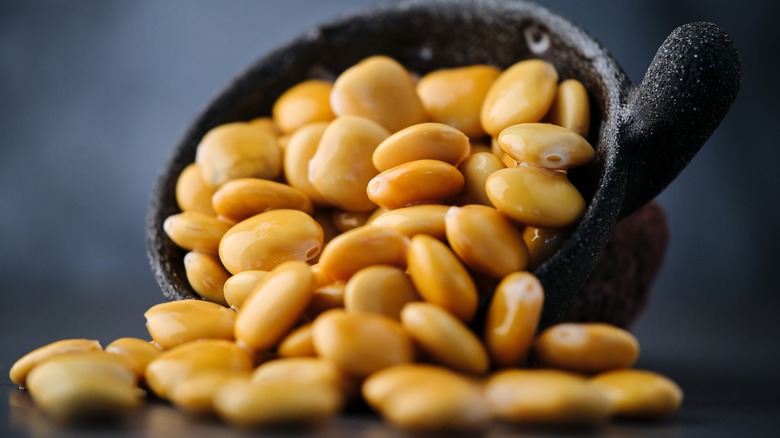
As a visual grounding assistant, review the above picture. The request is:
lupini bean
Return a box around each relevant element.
[484,272,544,368]
[272,79,335,134]
[367,159,464,210]
[282,122,332,206]
[317,225,408,283]
[535,323,640,374]
[10,339,102,387]
[309,116,390,212]
[251,357,346,394]
[444,205,529,278]
[306,283,346,319]
[175,164,216,216]
[486,165,586,228]
[330,55,427,133]
[218,209,323,274]
[331,210,373,233]
[277,323,317,358]
[222,270,268,310]
[344,265,419,320]
[105,337,162,379]
[169,370,244,414]
[369,204,450,239]
[416,65,501,138]
[523,226,568,269]
[589,369,683,418]
[546,78,591,137]
[247,116,281,137]
[163,211,232,255]
[195,122,282,187]
[234,261,313,351]
[144,300,236,350]
[481,59,559,136]
[211,178,314,222]
[183,251,231,305]
[454,152,506,206]
[497,123,594,170]
[372,122,470,172]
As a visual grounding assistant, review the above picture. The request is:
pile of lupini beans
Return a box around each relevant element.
[10,55,682,431]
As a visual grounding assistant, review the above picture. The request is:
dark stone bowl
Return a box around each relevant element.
[146,0,741,328]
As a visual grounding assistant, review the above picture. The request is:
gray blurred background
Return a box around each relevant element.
[1,0,779,428]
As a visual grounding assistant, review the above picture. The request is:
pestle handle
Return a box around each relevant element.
[619,22,741,218]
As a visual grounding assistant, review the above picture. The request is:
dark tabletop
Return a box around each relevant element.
[2,1,779,436]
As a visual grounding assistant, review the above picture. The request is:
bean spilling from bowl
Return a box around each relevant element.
[10,55,683,430]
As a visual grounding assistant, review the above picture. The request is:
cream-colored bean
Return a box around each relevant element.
[169,370,246,414]
[367,159,464,210]
[144,300,236,350]
[309,116,390,212]
[400,302,489,374]
[344,265,419,320]
[312,309,414,378]
[235,261,313,351]
[211,178,314,222]
[277,323,316,358]
[330,56,427,133]
[546,78,591,137]
[163,211,232,255]
[282,122,332,206]
[589,369,683,418]
[222,270,269,310]
[26,352,142,420]
[372,123,470,171]
[454,152,506,207]
[523,226,568,269]
[535,323,640,374]
[105,337,162,379]
[175,164,216,216]
[183,251,231,305]
[9,339,102,386]
[481,59,559,136]
[214,378,342,427]
[445,205,529,278]
[497,123,594,170]
[317,225,408,283]
[416,65,501,139]
[305,283,346,319]
[144,339,254,399]
[485,369,610,425]
[331,209,373,233]
[369,204,449,240]
[219,209,323,274]
[195,122,282,187]
[367,365,490,431]
[272,79,335,134]
[485,165,585,228]
[484,272,544,368]
[407,234,478,323]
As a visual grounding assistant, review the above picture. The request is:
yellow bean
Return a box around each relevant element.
[523,226,568,269]
[277,323,316,358]
[330,55,427,133]
[485,369,610,425]
[483,272,544,368]
[218,209,323,274]
[367,159,464,210]
[282,121,332,206]
[9,339,102,386]
[305,283,346,319]
[589,369,683,418]
[251,357,346,393]
[144,339,254,399]
[222,270,269,310]
[406,234,478,323]
[163,211,232,255]
[272,79,335,134]
[480,59,559,136]
[175,164,216,216]
[416,65,501,138]
[485,165,585,228]
[312,309,414,378]
[331,209,373,233]
[183,251,231,305]
[317,225,408,283]
[400,302,489,374]
[247,116,281,137]
[344,265,419,319]
[144,300,236,350]
[369,204,450,240]
[105,337,162,379]
[362,364,458,407]
[26,352,142,421]
[546,78,591,137]
[211,178,314,222]
[444,205,529,278]
[497,123,594,170]
[195,122,282,187]
[492,135,518,167]
[535,323,640,374]
[454,152,506,206]
[169,370,246,414]
[235,261,313,351]
[372,122,470,171]
[309,116,390,212]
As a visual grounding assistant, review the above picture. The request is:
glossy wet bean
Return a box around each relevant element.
[344,265,419,319]
[317,226,408,283]
[372,123,470,171]
[369,204,450,240]
[222,270,269,310]
[546,78,591,137]
[282,122,332,206]
[454,152,506,207]
[535,323,640,374]
[175,163,216,216]
[497,123,594,170]
[183,251,231,305]
[211,178,314,222]
[272,79,335,134]
[144,300,236,350]
[10,339,102,387]
[367,159,464,210]
[105,337,162,379]
[163,211,232,255]
[589,369,683,419]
